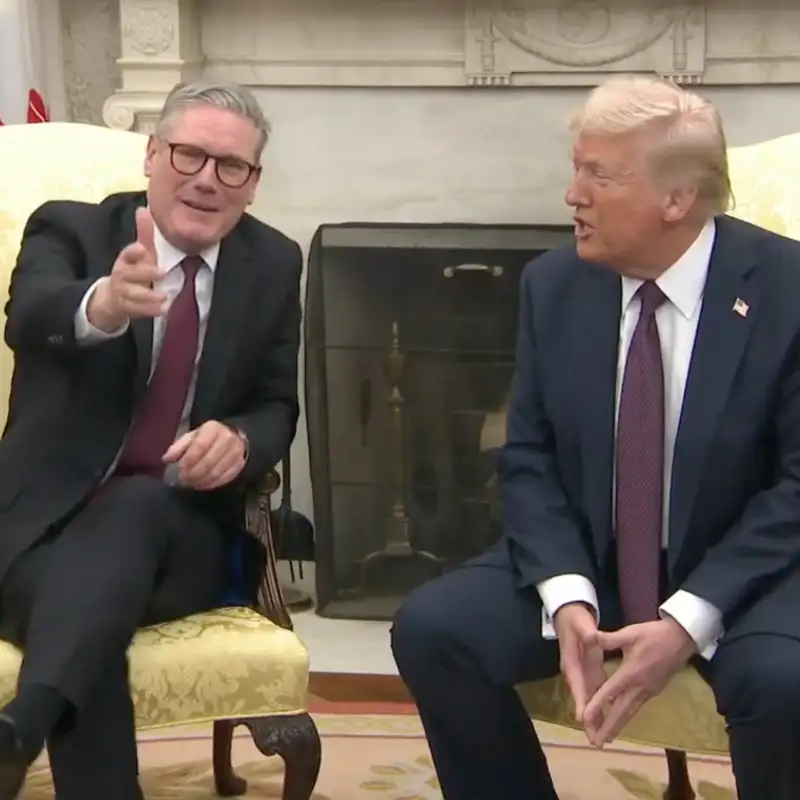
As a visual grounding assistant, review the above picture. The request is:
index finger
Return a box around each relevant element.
[582,662,630,727]
[174,423,221,469]
[560,650,589,719]
[162,430,196,463]
[135,207,156,259]
[591,689,641,747]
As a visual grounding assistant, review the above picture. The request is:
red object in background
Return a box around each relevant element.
[27,89,48,123]
[0,89,49,126]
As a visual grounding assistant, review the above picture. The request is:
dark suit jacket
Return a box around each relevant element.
[0,191,302,586]
[496,213,800,638]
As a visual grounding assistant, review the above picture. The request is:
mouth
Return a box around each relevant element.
[573,218,593,240]
[182,199,219,213]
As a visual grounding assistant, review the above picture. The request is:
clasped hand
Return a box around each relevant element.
[162,420,246,490]
[554,604,697,748]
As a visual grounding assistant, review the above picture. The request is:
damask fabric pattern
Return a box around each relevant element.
[517,661,728,755]
[0,608,310,728]
[0,121,313,731]
[726,132,800,237]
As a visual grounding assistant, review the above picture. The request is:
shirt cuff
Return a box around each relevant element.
[659,590,723,660]
[537,575,598,640]
[73,278,129,344]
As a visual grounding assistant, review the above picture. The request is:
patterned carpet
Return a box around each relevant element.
[20,714,736,799]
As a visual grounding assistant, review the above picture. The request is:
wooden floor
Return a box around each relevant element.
[308,672,415,713]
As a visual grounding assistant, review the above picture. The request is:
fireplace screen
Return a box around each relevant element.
[304,223,573,620]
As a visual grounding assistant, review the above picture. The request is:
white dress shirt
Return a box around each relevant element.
[73,224,220,482]
[537,220,723,660]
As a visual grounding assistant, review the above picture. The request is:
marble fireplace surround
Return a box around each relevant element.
[99,0,800,521]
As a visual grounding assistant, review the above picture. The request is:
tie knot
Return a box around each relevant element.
[181,255,204,279]
[638,281,665,317]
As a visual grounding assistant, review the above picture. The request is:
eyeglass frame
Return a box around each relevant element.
[165,141,261,189]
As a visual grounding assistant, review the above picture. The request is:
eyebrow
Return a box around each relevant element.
[176,142,253,162]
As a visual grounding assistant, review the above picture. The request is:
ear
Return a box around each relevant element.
[662,183,698,223]
[247,167,262,205]
[143,134,158,178]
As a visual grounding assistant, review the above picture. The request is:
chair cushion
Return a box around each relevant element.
[517,660,729,755]
[0,607,310,729]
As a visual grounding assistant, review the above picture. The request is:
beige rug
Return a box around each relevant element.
[21,714,736,799]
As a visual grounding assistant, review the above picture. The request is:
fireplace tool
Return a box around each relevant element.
[271,448,315,610]
[356,321,444,596]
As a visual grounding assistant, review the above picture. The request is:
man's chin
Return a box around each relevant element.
[172,219,222,252]
[575,237,602,262]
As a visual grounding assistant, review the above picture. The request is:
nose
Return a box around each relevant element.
[564,170,585,208]
[194,159,219,192]
[564,175,591,209]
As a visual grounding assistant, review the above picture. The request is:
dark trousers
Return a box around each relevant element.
[0,476,230,800]
[391,549,800,800]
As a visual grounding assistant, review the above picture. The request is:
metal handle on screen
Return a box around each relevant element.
[442,263,504,278]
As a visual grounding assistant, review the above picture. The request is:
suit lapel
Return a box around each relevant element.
[668,216,759,563]
[575,265,622,562]
[114,193,153,398]
[191,231,259,423]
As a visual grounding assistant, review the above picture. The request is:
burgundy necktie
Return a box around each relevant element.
[615,280,666,625]
[115,256,202,478]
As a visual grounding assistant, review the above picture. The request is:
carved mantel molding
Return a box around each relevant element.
[103,0,800,132]
[103,0,203,131]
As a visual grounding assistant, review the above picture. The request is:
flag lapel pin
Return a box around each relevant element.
[733,297,749,318]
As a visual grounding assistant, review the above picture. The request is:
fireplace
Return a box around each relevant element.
[305,223,572,619]
[101,1,800,616]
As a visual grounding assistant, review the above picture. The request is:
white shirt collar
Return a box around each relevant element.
[621,219,716,319]
[152,222,220,274]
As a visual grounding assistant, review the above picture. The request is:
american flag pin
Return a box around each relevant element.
[733,298,749,318]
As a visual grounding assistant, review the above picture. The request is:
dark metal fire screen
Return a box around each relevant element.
[304,223,573,620]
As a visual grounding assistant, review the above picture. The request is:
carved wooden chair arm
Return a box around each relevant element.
[243,468,293,630]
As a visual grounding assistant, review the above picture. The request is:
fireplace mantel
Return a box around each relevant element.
[104,0,800,132]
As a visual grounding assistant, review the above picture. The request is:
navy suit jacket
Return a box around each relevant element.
[496,214,800,639]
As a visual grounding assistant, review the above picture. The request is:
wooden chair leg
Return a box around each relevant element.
[213,718,246,796]
[212,714,321,799]
[245,713,322,800]
[663,749,695,800]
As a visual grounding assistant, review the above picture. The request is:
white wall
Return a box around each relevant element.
[249,84,800,521]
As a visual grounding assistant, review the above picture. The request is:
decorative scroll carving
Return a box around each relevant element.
[98,0,800,128]
[465,1,707,85]
[492,1,674,66]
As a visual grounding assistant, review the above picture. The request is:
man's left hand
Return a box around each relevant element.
[581,618,697,748]
[162,421,246,490]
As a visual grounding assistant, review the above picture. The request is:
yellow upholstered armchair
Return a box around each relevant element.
[487,132,800,800]
[0,122,320,798]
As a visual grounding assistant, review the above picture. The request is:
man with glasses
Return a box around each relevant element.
[0,80,302,798]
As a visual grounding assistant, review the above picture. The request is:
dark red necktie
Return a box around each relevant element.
[115,256,202,478]
[615,280,666,624]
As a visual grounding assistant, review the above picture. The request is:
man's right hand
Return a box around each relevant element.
[86,207,168,332]
[554,602,607,723]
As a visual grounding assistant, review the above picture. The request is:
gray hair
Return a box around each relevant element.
[156,79,272,161]
[570,75,732,218]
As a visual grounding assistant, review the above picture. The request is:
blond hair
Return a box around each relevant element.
[570,75,732,216]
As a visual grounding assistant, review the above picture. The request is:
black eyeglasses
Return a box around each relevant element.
[167,142,260,189]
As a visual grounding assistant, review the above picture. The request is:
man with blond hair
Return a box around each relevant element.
[0,80,301,798]
[392,75,800,799]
